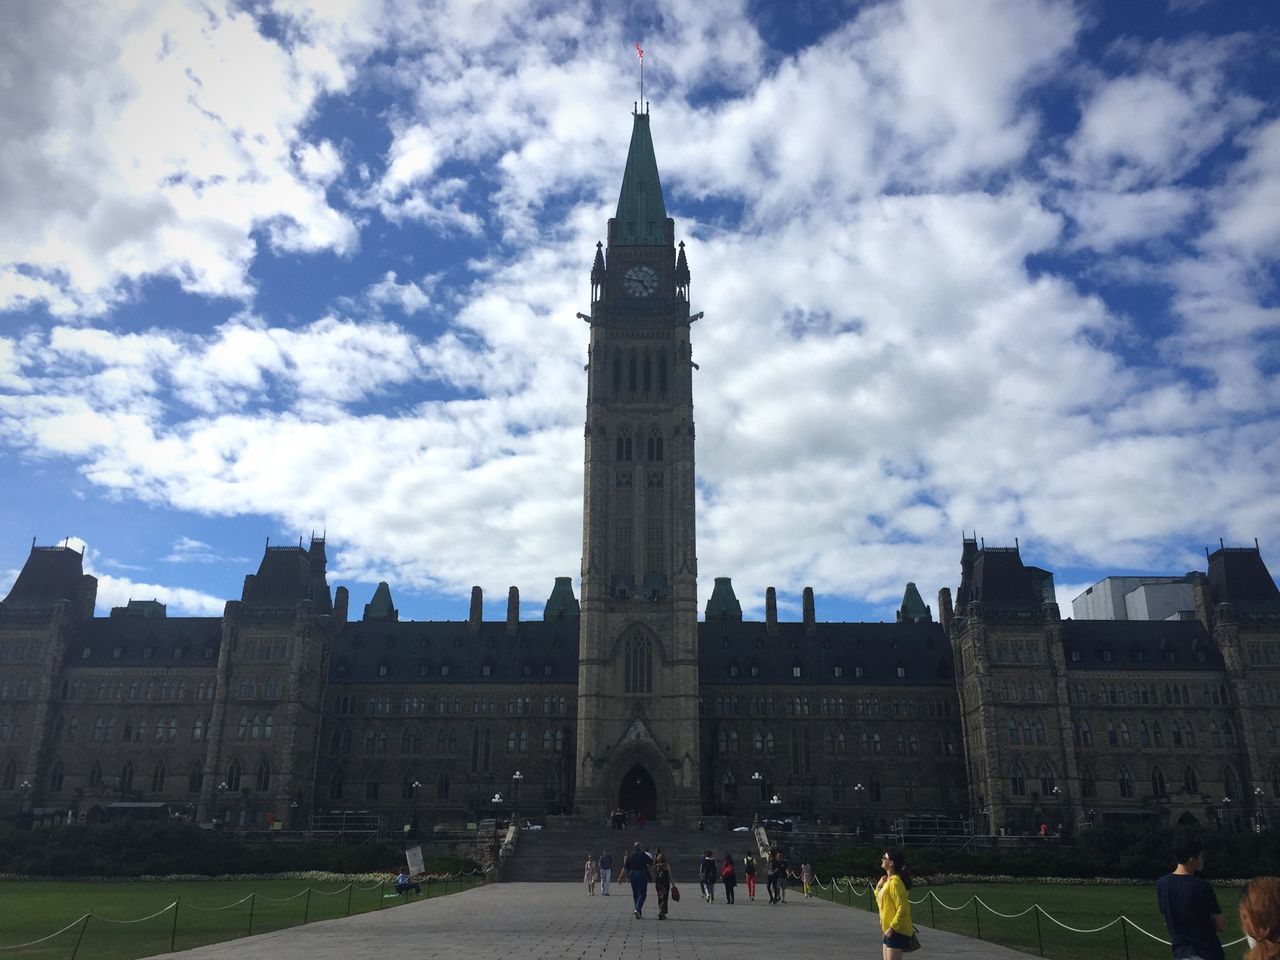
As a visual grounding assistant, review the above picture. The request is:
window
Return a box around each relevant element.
[1011,764,1026,796]
[226,759,242,792]
[1081,765,1096,798]
[1183,766,1199,794]
[1009,719,1020,744]
[436,771,450,800]
[1224,766,1239,800]
[255,759,271,792]
[188,761,203,793]
[120,761,135,792]
[88,761,102,788]
[792,664,801,679]
[646,429,663,461]
[624,632,653,694]
[49,761,64,793]
[896,665,906,679]
[1151,767,1166,796]
[616,430,633,461]
[1039,762,1055,796]
[151,762,166,793]
[329,770,344,800]
[1118,765,1134,799]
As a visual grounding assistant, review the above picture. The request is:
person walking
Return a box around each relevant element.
[623,841,652,918]
[776,850,790,903]
[744,851,757,900]
[801,861,814,898]
[875,849,915,959]
[700,850,718,902]
[654,851,674,920]
[584,853,599,896]
[766,849,781,903]
[1156,833,1225,960]
[600,850,613,896]
[721,853,737,904]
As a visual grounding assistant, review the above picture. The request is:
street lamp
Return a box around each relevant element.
[215,781,228,828]
[751,772,764,824]
[1223,796,1233,832]
[18,780,32,827]
[769,794,782,826]
[1254,786,1266,832]
[511,770,523,823]
[411,780,422,832]
[853,783,866,836]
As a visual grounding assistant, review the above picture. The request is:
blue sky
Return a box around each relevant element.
[1,0,1277,624]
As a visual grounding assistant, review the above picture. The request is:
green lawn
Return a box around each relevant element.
[821,880,1245,960]
[0,876,479,960]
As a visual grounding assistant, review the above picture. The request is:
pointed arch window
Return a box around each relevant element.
[329,769,344,800]
[1010,763,1026,796]
[616,430,633,462]
[120,761,135,792]
[188,761,203,794]
[1039,762,1056,796]
[49,760,65,793]
[151,762,166,793]
[88,761,102,788]
[646,429,663,462]
[1184,766,1199,794]
[1224,766,1239,800]
[1151,766,1166,796]
[1118,764,1134,799]
[436,771,450,800]
[255,759,271,793]
[624,631,653,694]
[226,759,242,792]
[722,769,737,801]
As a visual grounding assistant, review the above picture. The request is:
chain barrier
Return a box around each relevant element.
[0,914,91,951]
[824,877,1251,952]
[0,872,485,953]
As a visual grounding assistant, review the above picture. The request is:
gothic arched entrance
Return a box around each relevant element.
[618,764,658,821]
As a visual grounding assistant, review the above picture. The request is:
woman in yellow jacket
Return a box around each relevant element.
[874,849,914,958]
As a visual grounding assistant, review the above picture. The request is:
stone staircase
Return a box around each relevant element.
[501,820,762,884]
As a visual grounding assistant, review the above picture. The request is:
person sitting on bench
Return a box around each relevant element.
[394,868,422,895]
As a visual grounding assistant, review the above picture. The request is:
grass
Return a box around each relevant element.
[821,880,1245,960]
[0,876,480,960]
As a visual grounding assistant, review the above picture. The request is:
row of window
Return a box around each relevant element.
[324,768,564,803]
[328,725,571,758]
[1007,761,1273,802]
[78,644,217,661]
[713,696,952,719]
[0,756,269,795]
[334,660,563,679]
[715,728,957,758]
[1066,717,1237,749]
[333,695,566,717]
[1066,682,1230,708]
[57,678,217,702]
[1065,641,1210,664]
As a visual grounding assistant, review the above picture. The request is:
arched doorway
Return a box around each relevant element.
[619,764,658,821]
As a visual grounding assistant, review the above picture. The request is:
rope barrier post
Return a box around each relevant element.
[1120,916,1131,960]
[171,900,181,953]
[1034,903,1043,957]
[929,891,937,930]
[346,882,354,916]
[303,887,312,925]
[974,898,983,940]
[247,892,256,936]
[70,914,90,960]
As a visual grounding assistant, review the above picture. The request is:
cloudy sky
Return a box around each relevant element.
[1,0,1277,624]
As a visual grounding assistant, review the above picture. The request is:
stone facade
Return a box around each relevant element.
[2,110,1279,834]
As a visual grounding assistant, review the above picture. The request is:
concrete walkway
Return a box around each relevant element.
[146,882,1035,960]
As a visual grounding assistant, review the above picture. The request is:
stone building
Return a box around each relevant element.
[1,108,1278,834]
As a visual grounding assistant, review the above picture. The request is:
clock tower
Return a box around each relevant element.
[576,107,701,822]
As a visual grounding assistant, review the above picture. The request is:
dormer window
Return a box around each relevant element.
[896,665,907,679]
[1069,648,1080,663]
[729,664,739,678]
[112,646,123,659]
[336,659,349,677]
[81,647,91,659]
[750,663,760,678]
[142,646,154,660]
[1100,646,1113,663]
[173,646,184,659]
[833,666,843,678]
[855,665,865,678]
[792,664,802,679]
[377,662,389,677]
[440,663,451,677]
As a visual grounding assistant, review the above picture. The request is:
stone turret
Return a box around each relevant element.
[802,587,816,636]
[506,586,520,636]
[469,586,483,637]
[765,587,778,636]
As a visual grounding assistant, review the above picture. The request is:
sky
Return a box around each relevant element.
[0,0,1277,625]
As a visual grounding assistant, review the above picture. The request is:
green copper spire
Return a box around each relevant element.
[704,577,743,621]
[896,582,932,623]
[612,111,669,246]
[364,581,398,621]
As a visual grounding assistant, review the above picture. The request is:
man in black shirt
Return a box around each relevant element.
[1156,834,1225,960]
[623,842,652,918]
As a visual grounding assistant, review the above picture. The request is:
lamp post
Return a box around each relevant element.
[1050,786,1063,836]
[490,793,503,874]
[853,783,866,836]
[411,780,422,833]
[751,772,764,825]
[18,780,32,828]
[1254,786,1266,833]
[215,781,228,828]
[769,793,782,828]
[511,770,523,823]
[1222,796,1233,832]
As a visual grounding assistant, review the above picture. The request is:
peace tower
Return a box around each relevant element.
[574,107,701,821]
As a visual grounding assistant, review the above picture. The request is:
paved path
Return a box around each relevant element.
[146,883,1032,960]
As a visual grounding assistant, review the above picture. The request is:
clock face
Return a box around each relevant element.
[623,265,658,298]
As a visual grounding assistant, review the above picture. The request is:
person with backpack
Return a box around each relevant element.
[699,849,718,902]
[721,853,737,904]
[743,851,757,900]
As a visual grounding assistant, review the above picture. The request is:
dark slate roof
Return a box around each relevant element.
[64,617,224,668]
[2,546,87,610]
[242,545,331,612]
[697,620,954,686]
[1208,547,1280,613]
[971,549,1041,610]
[329,620,579,684]
[1059,619,1222,671]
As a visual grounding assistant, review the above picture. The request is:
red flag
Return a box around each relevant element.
[635,42,644,61]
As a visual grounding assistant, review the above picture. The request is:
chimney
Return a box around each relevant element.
[1189,572,1212,632]
[506,586,520,636]
[334,586,349,625]
[938,587,953,635]
[765,587,778,636]
[802,586,816,636]
[469,586,483,637]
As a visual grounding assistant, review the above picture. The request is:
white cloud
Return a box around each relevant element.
[163,536,248,565]
[0,0,359,316]
[55,537,225,615]
[366,271,434,314]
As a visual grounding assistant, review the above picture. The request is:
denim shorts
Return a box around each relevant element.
[883,929,913,949]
